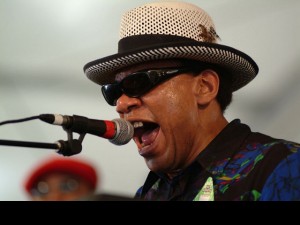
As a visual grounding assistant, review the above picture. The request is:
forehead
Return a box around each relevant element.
[38,172,78,181]
[115,59,185,82]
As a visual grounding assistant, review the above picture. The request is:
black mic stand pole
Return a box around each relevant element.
[0,139,59,150]
[0,129,85,156]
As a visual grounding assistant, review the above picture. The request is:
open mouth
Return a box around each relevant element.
[132,121,160,148]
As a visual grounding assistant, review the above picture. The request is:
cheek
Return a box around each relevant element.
[142,76,197,122]
[161,80,195,115]
[145,78,198,141]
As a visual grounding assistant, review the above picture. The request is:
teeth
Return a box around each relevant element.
[133,121,144,128]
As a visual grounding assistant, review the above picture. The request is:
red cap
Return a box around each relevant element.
[24,157,98,194]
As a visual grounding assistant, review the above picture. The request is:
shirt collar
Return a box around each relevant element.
[196,119,251,170]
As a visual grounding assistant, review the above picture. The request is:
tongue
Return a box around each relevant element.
[141,127,159,146]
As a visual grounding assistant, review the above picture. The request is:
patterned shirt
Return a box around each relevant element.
[135,119,300,201]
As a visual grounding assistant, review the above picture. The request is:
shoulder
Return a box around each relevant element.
[212,136,300,201]
[260,141,300,201]
[240,133,299,165]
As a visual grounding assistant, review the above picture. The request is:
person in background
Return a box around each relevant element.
[82,1,300,200]
[24,157,98,201]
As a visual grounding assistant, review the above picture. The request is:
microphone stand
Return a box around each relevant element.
[0,128,85,156]
[0,139,58,150]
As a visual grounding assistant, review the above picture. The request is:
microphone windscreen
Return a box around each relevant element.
[109,119,134,145]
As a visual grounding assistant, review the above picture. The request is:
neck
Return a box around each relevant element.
[166,169,184,180]
[173,106,228,176]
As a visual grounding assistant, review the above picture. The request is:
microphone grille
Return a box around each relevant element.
[109,119,134,145]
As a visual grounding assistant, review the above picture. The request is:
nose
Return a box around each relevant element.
[45,192,66,201]
[116,94,141,114]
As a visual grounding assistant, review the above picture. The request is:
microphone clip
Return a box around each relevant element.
[56,128,86,156]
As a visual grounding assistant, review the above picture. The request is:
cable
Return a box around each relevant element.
[0,116,40,126]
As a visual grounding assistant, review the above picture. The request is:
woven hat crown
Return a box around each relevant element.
[120,1,220,43]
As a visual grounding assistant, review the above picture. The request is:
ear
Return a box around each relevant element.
[193,69,219,106]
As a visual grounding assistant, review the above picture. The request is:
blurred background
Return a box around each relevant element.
[0,0,299,200]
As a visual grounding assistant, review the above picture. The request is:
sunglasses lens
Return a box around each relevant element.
[122,73,152,96]
[101,84,122,106]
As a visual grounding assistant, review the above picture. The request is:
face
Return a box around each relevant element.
[114,60,204,175]
[30,172,94,201]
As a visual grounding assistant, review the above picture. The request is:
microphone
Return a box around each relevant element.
[39,114,134,145]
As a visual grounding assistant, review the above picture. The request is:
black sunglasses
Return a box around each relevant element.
[101,67,193,106]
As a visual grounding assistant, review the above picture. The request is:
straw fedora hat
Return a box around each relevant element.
[83,1,259,92]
